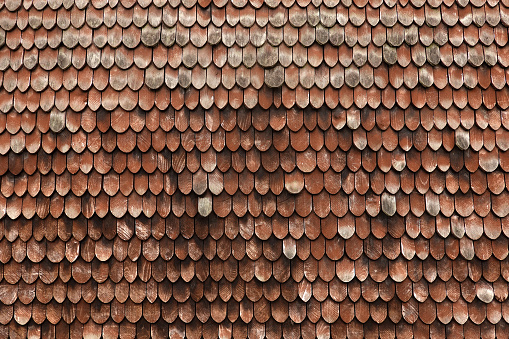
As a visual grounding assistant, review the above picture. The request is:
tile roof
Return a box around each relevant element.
[0,0,508,336]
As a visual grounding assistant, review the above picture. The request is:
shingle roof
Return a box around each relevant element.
[0,0,508,337]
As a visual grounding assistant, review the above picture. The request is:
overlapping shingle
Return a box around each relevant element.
[0,0,509,337]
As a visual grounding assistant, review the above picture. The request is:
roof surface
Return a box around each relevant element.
[0,0,508,337]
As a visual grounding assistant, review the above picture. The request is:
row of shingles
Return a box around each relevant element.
[1,25,506,77]
[1,215,506,279]
[11,79,509,114]
[1,319,509,339]
[0,128,500,231]
[0,191,503,261]
[5,0,508,10]
[3,77,509,117]
[3,87,507,135]
[0,110,508,218]
[6,104,509,142]
[1,103,508,159]
[2,80,509,113]
[1,25,508,92]
[3,159,507,207]
[0,155,504,328]
[1,0,506,32]
[1,4,509,88]
[1,209,508,264]
[1,0,503,11]
[0,319,383,339]
[0,212,504,330]
[0,319,371,339]
[0,302,182,338]
[2,1,503,41]
[0,152,507,220]
[0,123,506,180]
[0,252,505,331]
[1,109,507,168]
[0,318,349,339]
[2,22,508,73]
[0,169,501,258]
[103,282,505,330]
[0,154,502,324]
[2,125,504,223]
[2,48,509,92]
[0,239,504,332]
[2,104,509,150]
[2,199,508,252]
[0,1,503,68]
[4,75,508,122]
[2,19,509,112]
[0,1,507,51]
[0,318,292,339]
[0,217,505,291]
[1,254,506,322]
[0,265,505,333]
[0,100,483,145]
